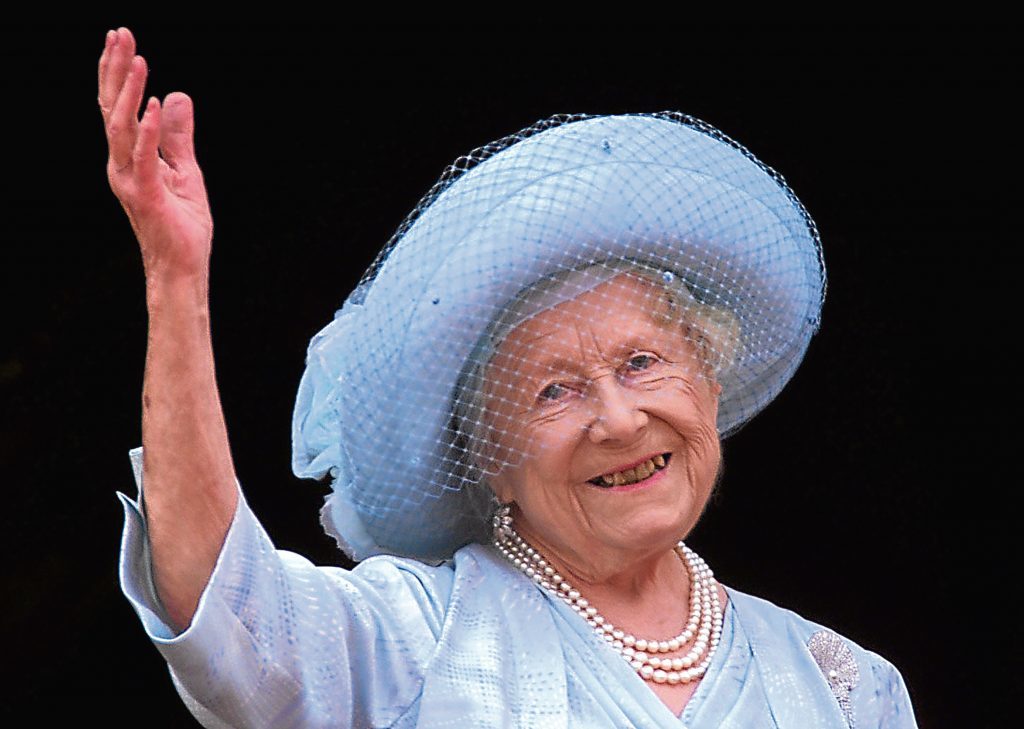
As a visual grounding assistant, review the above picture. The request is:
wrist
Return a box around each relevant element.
[145,268,210,311]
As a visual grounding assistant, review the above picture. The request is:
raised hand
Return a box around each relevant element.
[99,28,238,633]
[98,28,212,280]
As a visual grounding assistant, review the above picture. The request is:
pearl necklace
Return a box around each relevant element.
[493,508,723,685]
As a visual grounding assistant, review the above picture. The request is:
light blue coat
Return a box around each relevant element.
[118,448,918,728]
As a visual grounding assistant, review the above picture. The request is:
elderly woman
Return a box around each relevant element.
[100,28,917,728]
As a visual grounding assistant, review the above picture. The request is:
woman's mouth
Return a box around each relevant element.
[587,453,671,489]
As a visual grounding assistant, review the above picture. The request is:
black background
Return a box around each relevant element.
[3,24,1013,727]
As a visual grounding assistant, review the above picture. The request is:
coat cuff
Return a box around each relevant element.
[116,446,304,724]
[116,445,249,644]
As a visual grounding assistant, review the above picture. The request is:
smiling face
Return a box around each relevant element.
[482,272,723,575]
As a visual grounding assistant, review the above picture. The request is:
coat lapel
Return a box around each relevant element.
[727,587,850,729]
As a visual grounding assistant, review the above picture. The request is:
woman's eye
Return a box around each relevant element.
[625,354,658,371]
[538,383,569,402]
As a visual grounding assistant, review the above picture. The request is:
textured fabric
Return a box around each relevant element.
[119,447,917,728]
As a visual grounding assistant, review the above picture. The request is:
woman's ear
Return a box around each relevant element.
[707,379,723,425]
[489,475,512,505]
[472,436,503,487]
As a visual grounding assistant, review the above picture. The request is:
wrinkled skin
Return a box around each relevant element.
[486,273,723,584]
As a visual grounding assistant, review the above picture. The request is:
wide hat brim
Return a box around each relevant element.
[292,113,825,562]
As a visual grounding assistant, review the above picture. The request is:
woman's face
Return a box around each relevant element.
[484,273,723,574]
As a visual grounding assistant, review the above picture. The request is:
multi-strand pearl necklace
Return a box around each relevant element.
[493,509,723,685]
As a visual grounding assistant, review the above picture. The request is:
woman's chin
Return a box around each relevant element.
[582,475,697,527]
[593,509,694,554]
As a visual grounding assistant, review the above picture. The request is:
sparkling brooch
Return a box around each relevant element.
[807,630,860,729]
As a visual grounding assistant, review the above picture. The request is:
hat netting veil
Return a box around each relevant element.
[291,112,826,563]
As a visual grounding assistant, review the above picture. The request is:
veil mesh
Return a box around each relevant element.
[291,112,826,562]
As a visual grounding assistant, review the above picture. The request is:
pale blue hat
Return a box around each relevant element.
[291,112,826,562]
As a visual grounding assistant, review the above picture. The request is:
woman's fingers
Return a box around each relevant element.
[107,54,148,171]
[134,97,162,198]
[98,28,136,119]
[99,28,146,174]
[97,29,119,113]
[96,30,116,109]
[158,92,197,172]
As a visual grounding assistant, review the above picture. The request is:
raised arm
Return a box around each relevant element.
[99,27,238,633]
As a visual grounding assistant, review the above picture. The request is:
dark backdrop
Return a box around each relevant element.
[3,24,1012,727]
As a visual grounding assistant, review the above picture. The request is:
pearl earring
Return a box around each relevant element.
[492,503,513,542]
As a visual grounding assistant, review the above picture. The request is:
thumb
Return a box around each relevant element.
[158,92,198,170]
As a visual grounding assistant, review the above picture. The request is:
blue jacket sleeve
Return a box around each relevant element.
[117,447,454,728]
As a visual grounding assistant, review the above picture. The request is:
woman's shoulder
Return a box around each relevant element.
[723,584,845,637]
[344,548,458,600]
[342,541,509,602]
[358,542,538,607]
[723,584,918,728]
[723,584,893,666]
[350,541,492,575]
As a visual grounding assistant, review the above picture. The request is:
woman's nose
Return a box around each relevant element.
[586,377,648,444]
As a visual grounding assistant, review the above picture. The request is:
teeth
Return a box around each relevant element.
[594,455,669,487]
